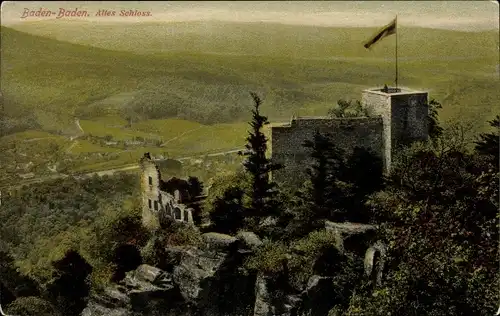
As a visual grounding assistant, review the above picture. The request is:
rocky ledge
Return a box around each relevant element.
[82,225,386,316]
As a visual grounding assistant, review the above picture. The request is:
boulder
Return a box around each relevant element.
[81,265,178,316]
[253,274,301,316]
[236,231,263,249]
[299,275,345,316]
[201,232,238,251]
[172,247,227,303]
[81,303,131,316]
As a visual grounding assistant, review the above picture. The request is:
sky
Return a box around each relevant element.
[1,1,498,31]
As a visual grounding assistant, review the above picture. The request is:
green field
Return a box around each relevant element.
[0,21,498,180]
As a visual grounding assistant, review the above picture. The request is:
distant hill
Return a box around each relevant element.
[7,21,498,59]
[1,22,498,135]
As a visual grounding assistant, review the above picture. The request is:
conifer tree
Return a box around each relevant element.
[427,99,444,142]
[302,130,344,222]
[239,92,282,231]
[475,115,499,170]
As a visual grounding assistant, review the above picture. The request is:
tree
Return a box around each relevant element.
[475,115,499,170]
[239,92,282,233]
[328,99,368,118]
[205,170,249,234]
[0,250,40,305]
[187,176,205,225]
[427,99,444,142]
[187,176,204,198]
[294,130,344,232]
[46,250,93,316]
[209,186,246,235]
[348,131,499,315]
[292,132,383,233]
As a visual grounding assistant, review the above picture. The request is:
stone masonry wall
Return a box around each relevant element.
[271,117,384,187]
[390,93,428,147]
[361,89,429,170]
[140,157,162,230]
[361,92,392,172]
[140,154,196,229]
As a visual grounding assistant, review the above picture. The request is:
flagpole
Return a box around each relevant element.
[395,15,398,89]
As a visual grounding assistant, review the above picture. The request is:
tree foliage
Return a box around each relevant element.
[46,250,93,316]
[475,115,499,169]
[0,250,40,306]
[427,99,444,142]
[328,99,368,118]
[5,296,61,316]
[347,133,499,315]
[287,130,383,238]
[239,92,283,233]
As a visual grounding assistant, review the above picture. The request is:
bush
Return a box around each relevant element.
[158,221,202,248]
[5,296,61,316]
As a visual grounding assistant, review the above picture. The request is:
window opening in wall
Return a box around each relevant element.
[148,199,152,209]
[184,210,189,222]
[148,176,153,185]
[154,200,158,210]
[174,208,181,220]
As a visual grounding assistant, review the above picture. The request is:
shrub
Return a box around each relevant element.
[244,240,288,274]
[6,296,61,316]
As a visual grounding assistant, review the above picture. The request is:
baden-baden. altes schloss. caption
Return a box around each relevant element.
[20,8,152,19]
[96,9,152,17]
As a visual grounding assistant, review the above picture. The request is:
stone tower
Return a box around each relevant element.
[139,153,198,229]
[361,87,429,171]
[140,153,162,229]
[270,87,429,187]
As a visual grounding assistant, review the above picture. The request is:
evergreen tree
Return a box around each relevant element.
[239,92,282,232]
[427,99,444,142]
[187,176,204,225]
[294,132,383,233]
[300,130,344,225]
[187,176,204,198]
[475,115,499,170]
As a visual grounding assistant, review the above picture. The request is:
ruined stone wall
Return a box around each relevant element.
[271,117,384,187]
[140,157,162,230]
[140,154,196,228]
[159,190,194,223]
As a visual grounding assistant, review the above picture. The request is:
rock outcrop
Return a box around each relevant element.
[82,232,257,316]
[82,225,386,316]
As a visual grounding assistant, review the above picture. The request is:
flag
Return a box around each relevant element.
[364,17,397,49]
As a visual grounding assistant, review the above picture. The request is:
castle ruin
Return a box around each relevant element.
[140,153,198,230]
[271,87,429,186]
